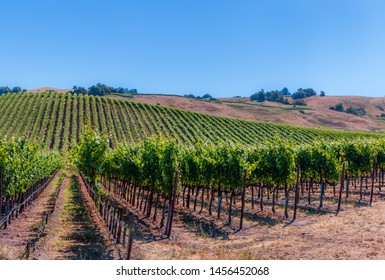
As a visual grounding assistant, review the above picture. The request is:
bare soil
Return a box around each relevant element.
[133,193,385,260]
[0,172,123,260]
[89,175,385,260]
[33,175,122,260]
[28,87,70,94]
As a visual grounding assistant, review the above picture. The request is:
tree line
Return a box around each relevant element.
[184,93,217,102]
[250,87,325,104]
[71,83,137,96]
[0,86,27,94]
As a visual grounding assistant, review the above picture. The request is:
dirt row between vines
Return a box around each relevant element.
[32,175,122,260]
[0,173,123,260]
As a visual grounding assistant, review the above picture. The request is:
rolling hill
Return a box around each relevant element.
[119,94,385,132]
[0,91,381,151]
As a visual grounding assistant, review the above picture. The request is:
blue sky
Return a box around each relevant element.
[1,0,385,97]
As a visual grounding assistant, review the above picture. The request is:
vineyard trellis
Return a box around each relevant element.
[71,130,385,236]
[80,174,134,260]
[3,91,385,239]
[0,137,62,224]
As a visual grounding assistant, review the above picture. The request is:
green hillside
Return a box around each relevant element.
[0,91,381,150]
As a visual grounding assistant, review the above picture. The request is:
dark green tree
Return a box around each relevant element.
[12,86,22,93]
[0,86,11,94]
[250,89,265,102]
[292,88,317,99]
[202,93,212,99]
[280,87,290,95]
[334,103,344,112]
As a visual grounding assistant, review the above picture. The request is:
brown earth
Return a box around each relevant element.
[93,176,385,260]
[135,192,385,260]
[33,175,122,260]
[0,173,123,260]
[28,87,70,94]
[116,94,385,132]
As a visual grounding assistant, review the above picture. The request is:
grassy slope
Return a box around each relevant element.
[119,94,385,132]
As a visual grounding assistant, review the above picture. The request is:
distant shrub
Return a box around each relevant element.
[329,103,344,112]
[329,103,366,116]
[184,94,196,99]
[346,106,366,116]
[293,99,307,106]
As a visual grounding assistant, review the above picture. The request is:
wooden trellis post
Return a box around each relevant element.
[126,231,133,260]
[292,165,300,221]
[337,162,345,213]
[370,157,377,206]
[167,171,179,238]
[240,170,247,230]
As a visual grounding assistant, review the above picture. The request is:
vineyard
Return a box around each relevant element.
[0,92,382,151]
[72,130,385,235]
[2,91,385,260]
[0,137,61,228]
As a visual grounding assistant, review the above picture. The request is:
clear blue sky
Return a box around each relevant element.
[1,0,385,97]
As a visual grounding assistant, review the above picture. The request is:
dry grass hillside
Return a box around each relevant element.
[28,87,71,93]
[116,94,385,132]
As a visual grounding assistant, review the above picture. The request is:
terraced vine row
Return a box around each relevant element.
[0,92,383,151]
